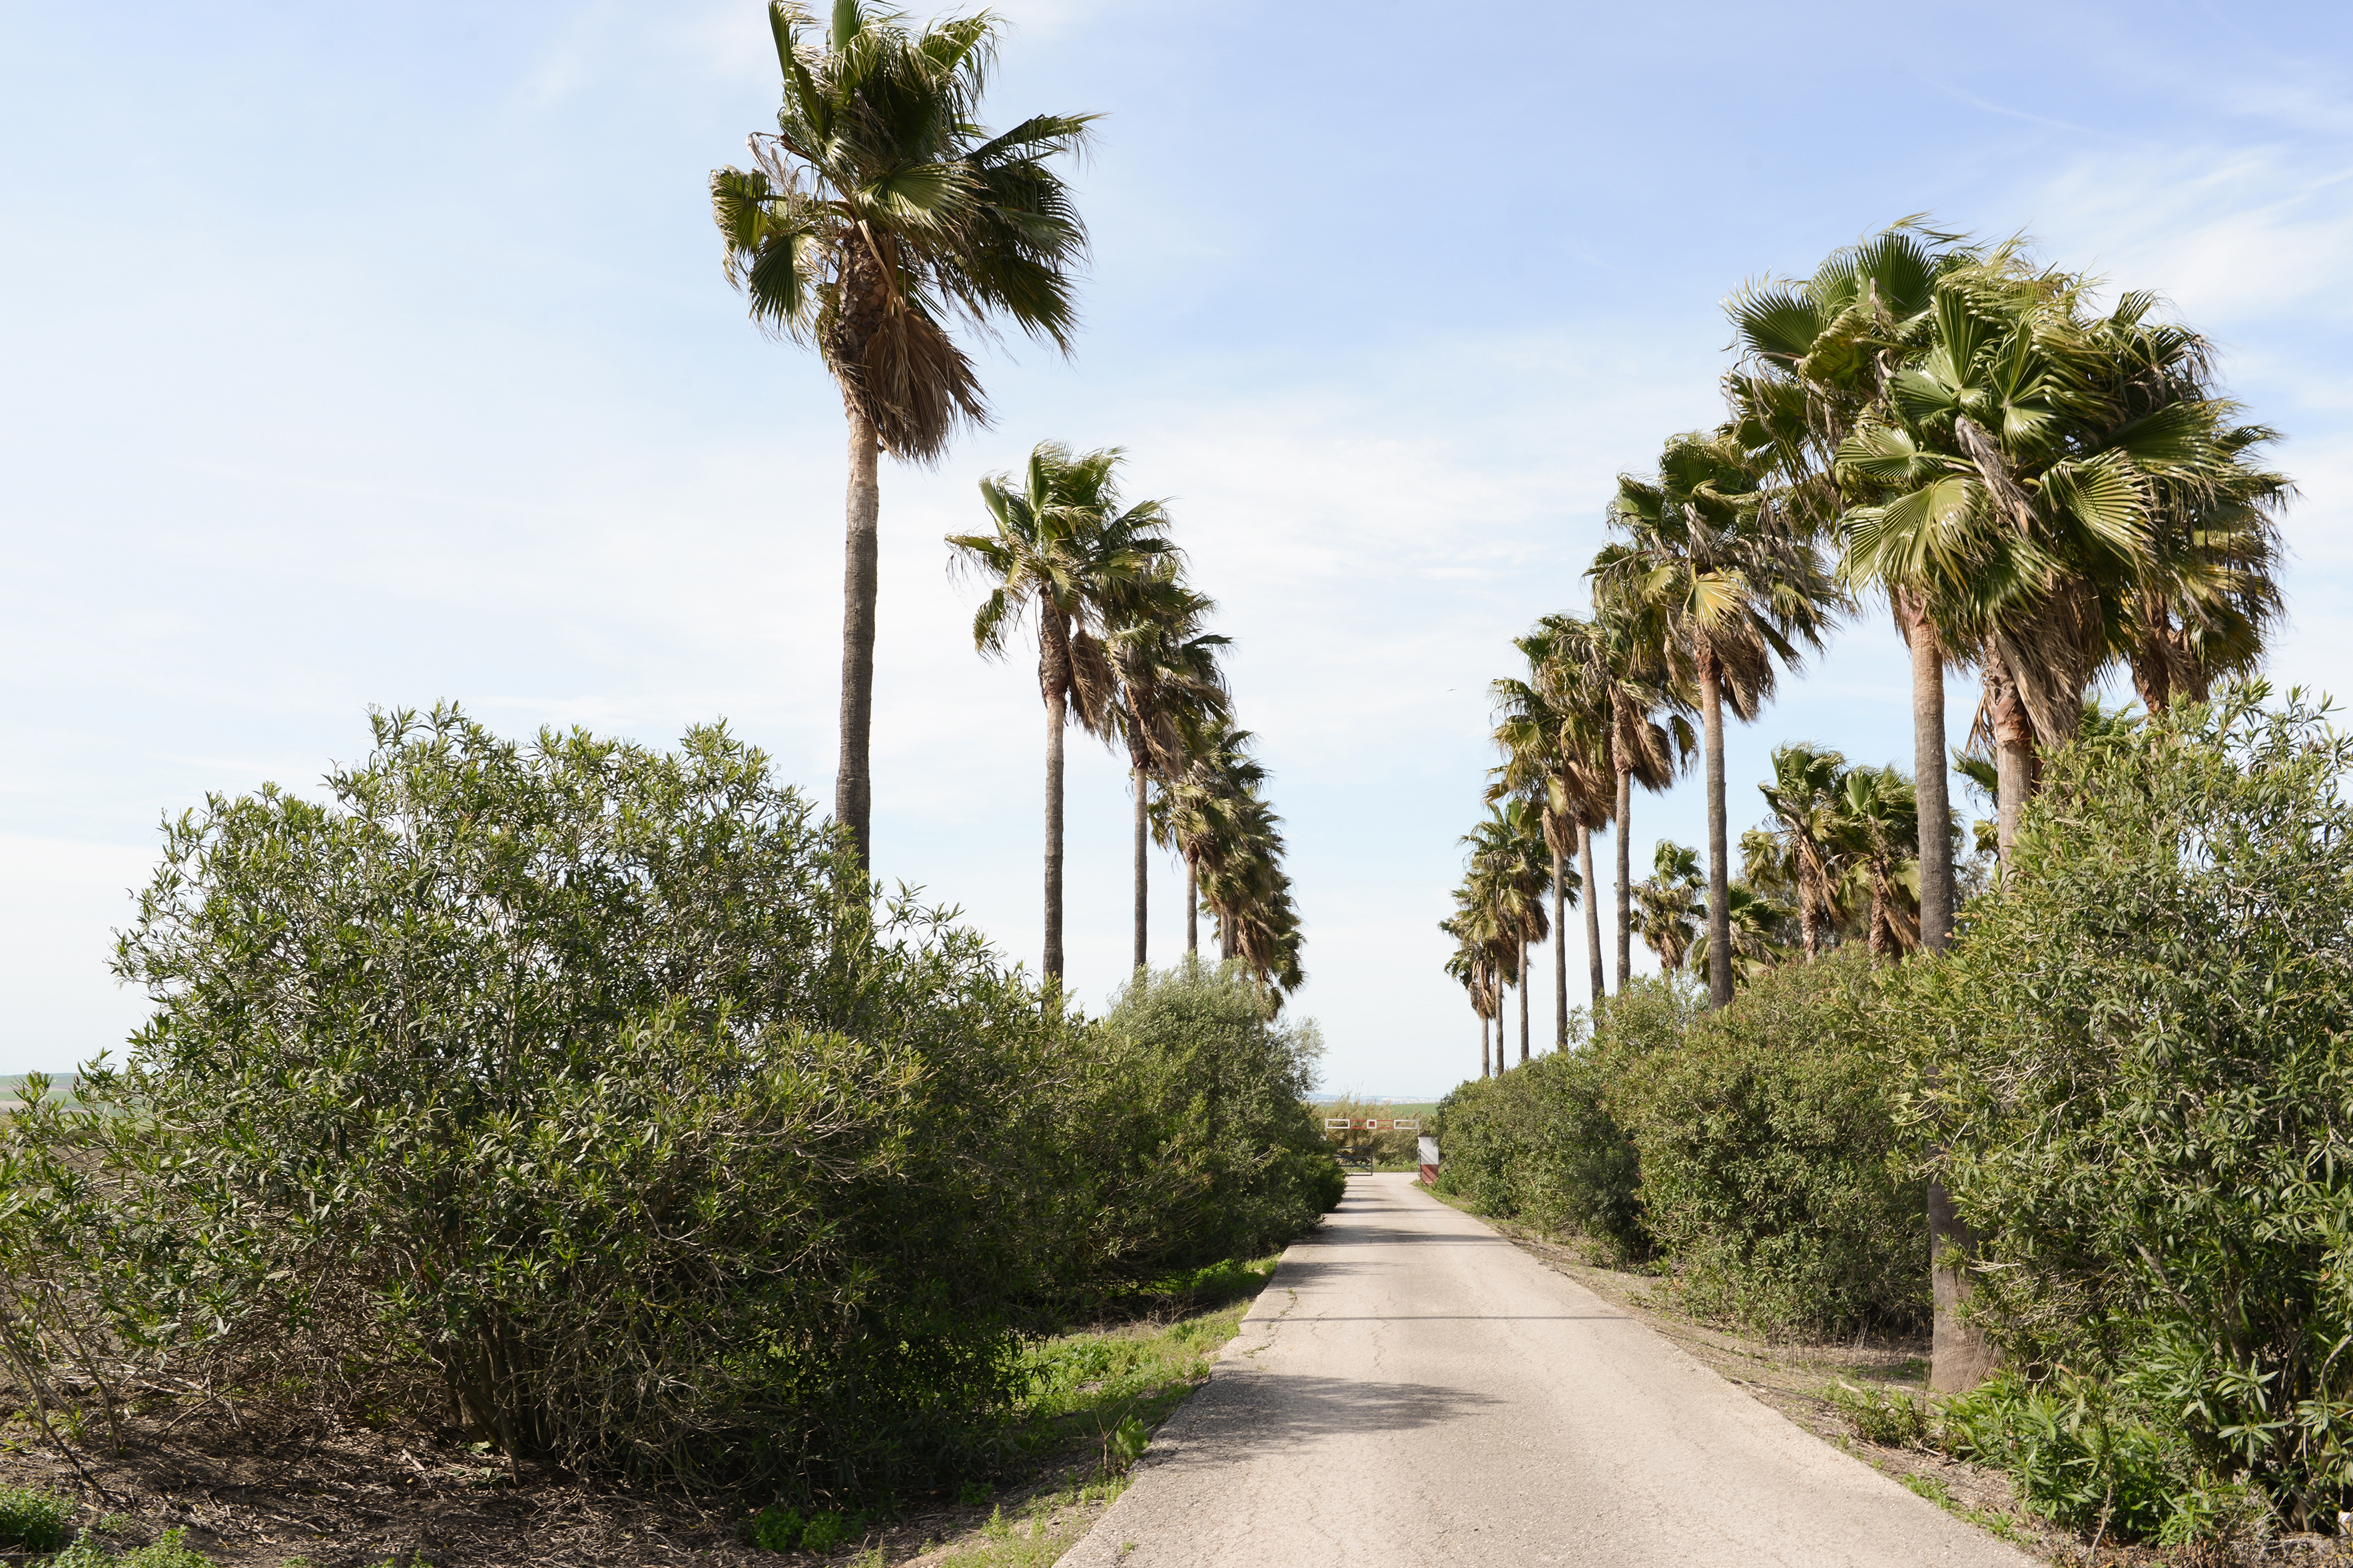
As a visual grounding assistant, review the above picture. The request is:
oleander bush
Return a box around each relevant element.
[0,707,1335,1504]
[1611,948,1924,1336]
[1433,977,1694,1265]
[1893,690,2353,1534]
[1074,964,1341,1287]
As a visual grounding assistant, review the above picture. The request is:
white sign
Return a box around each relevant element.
[1418,1137,1441,1165]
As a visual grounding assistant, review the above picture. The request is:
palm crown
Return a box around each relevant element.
[713,1,1096,460]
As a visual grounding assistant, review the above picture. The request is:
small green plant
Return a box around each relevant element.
[1825,1381,1928,1448]
[0,1483,75,1551]
[956,1481,994,1505]
[52,1527,217,1567]
[1108,1415,1148,1469]
[797,1510,848,1553]
[745,1504,805,1552]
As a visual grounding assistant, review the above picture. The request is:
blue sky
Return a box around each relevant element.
[5,1,2349,1094]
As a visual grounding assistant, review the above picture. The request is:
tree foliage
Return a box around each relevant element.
[1894,689,2353,1529]
[1,708,1337,1503]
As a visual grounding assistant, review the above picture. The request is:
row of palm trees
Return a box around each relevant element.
[708,3,1301,997]
[947,442,1303,997]
[1447,218,2288,1066]
[1623,746,1937,984]
[1443,220,2289,1392]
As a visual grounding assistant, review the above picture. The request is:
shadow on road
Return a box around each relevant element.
[1155,1372,1501,1471]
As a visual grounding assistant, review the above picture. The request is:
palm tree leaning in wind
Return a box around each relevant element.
[1201,788,1305,1003]
[1442,898,1505,1078]
[948,443,1176,983]
[1107,570,1229,970]
[712,1,1094,870]
[1491,627,1606,1041]
[1597,427,1839,1007]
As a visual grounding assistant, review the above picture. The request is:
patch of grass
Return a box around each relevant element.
[932,1479,1128,1568]
[916,1256,1275,1567]
[1016,1254,1277,1466]
[743,1501,875,1555]
[0,1483,74,1551]
[1895,1471,2027,1543]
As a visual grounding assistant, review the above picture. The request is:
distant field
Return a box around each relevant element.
[0,1073,85,1109]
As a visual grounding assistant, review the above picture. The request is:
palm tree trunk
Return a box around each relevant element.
[1132,763,1148,972]
[1481,1014,1490,1080]
[1518,939,1530,1064]
[1044,688,1066,981]
[1185,860,1198,959]
[1699,656,1733,1009]
[836,408,882,870]
[1929,1183,1999,1394]
[1985,657,2035,865]
[1902,598,1991,1394]
[1552,842,1567,1048]
[1614,768,1634,989]
[1905,593,1955,948]
[1579,822,1603,1005]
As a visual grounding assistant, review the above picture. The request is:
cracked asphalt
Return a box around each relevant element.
[1060,1173,2035,1567]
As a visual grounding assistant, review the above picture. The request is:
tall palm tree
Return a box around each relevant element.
[1630,840,1704,973]
[1598,427,1840,1007]
[1728,224,2013,1400]
[1552,595,1695,989]
[1154,722,1259,955]
[1513,617,1620,1009]
[948,444,1176,982]
[1756,744,1851,961]
[1442,929,1500,1080]
[1106,571,1229,971]
[713,1,1094,869]
[1831,765,1925,961]
[1491,630,1607,1041]
[1463,801,1552,1066]
[1727,221,1975,950]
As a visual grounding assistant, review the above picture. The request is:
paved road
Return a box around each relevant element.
[1063,1173,2033,1568]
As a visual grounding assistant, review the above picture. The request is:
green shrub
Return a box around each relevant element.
[1610,950,1925,1336]
[1896,690,2353,1531]
[0,1484,73,1551]
[1941,1372,2268,1545]
[1824,1382,1928,1448]
[1433,978,1702,1266]
[9,708,1089,1499]
[1068,964,1340,1286]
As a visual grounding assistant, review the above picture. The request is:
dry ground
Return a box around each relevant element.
[0,1288,1265,1568]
